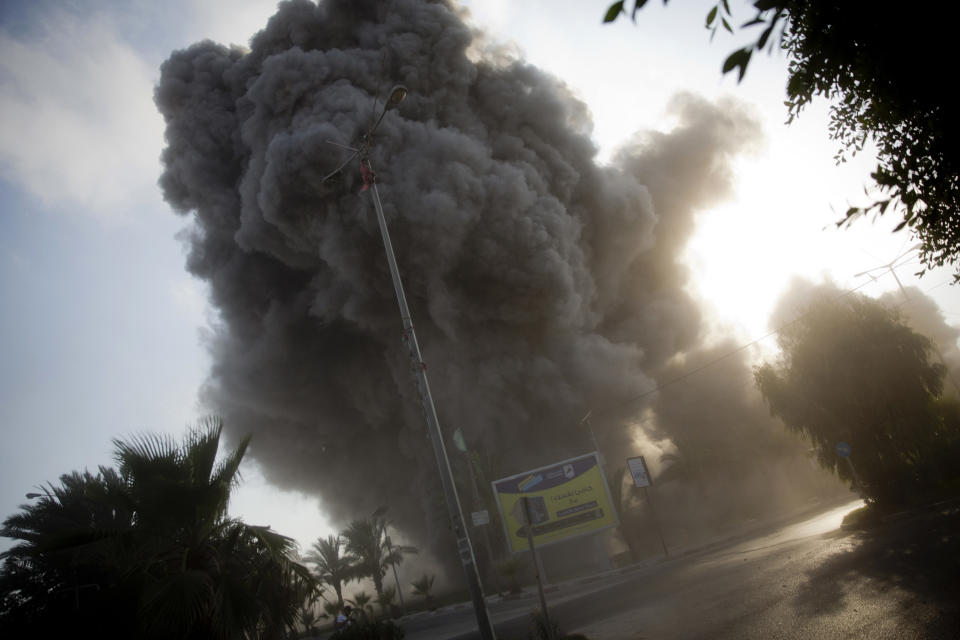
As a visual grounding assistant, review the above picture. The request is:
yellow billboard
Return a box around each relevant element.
[491,452,618,553]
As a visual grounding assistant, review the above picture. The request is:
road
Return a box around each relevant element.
[400,500,960,639]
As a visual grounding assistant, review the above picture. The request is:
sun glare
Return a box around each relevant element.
[683,113,903,353]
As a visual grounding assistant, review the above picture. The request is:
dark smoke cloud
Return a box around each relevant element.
[155,0,762,557]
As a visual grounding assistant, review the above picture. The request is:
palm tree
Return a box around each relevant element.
[0,417,315,639]
[375,585,396,614]
[112,417,315,639]
[295,588,323,637]
[0,468,135,637]
[348,590,374,621]
[410,573,435,605]
[321,600,341,620]
[304,534,355,609]
[342,510,417,605]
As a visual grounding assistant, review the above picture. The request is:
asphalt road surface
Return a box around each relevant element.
[400,500,960,640]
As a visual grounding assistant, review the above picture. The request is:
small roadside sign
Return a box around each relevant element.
[835,442,851,458]
[627,455,652,488]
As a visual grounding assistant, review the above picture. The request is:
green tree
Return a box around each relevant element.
[342,510,417,605]
[754,293,958,506]
[348,590,374,621]
[0,468,135,637]
[0,418,314,639]
[496,556,527,595]
[295,588,323,637]
[410,573,435,604]
[376,584,397,615]
[305,534,356,609]
[322,599,341,619]
[606,0,960,279]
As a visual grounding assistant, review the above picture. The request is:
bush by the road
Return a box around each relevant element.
[841,505,883,530]
[524,609,590,640]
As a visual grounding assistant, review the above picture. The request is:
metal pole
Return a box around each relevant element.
[642,487,669,558]
[366,163,496,640]
[522,497,555,640]
[384,534,406,616]
[466,453,501,594]
[581,412,619,569]
[580,411,603,466]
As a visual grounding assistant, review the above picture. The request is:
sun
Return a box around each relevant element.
[681,127,890,350]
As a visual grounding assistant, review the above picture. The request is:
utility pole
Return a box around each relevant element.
[368,172,495,639]
[464,452,501,594]
[322,85,496,639]
[580,410,604,466]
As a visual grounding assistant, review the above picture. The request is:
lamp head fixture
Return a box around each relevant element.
[386,85,407,110]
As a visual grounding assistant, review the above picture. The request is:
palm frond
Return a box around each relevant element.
[183,417,223,487]
[138,569,214,638]
[410,573,435,597]
[2,420,307,639]
[211,434,251,492]
[113,432,179,477]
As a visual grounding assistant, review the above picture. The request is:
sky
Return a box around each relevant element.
[1,0,957,563]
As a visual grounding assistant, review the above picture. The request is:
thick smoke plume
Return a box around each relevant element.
[155,0,765,560]
[773,278,960,397]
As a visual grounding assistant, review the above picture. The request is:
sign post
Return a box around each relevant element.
[627,456,668,558]
[522,497,555,640]
[835,442,864,494]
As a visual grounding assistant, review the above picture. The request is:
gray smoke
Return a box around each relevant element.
[880,286,960,395]
[155,0,762,558]
[773,279,960,397]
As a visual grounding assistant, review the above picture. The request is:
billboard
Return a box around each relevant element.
[491,452,618,553]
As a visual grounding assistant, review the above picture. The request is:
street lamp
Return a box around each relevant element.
[323,85,496,640]
[367,85,409,149]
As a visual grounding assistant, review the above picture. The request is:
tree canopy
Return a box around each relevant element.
[0,418,314,639]
[754,293,960,506]
[342,508,417,607]
[606,0,960,279]
[304,534,356,608]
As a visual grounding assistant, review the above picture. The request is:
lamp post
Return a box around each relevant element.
[338,85,496,640]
